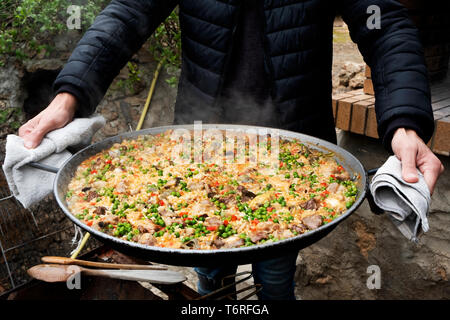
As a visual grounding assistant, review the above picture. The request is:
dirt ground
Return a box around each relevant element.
[332,17,365,91]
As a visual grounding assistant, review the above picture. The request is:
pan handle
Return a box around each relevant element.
[28,162,59,174]
[365,167,384,215]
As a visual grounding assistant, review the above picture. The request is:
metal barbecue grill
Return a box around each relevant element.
[0,170,98,293]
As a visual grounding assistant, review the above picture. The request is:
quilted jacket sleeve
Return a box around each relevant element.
[54,0,178,117]
[338,0,434,151]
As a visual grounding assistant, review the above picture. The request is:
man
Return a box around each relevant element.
[19,0,443,299]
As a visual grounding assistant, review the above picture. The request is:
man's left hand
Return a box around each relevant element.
[391,128,444,195]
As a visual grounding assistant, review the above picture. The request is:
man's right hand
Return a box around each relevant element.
[18,92,78,149]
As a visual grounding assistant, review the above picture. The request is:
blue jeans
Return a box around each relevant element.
[194,251,298,300]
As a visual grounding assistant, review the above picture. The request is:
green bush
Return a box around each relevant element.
[0,0,109,64]
[0,1,182,87]
[148,9,182,87]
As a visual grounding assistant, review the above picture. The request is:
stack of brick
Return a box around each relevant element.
[332,88,378,139]
[430,82,450,156]
[333,73,450,156]
[363,66,374,95]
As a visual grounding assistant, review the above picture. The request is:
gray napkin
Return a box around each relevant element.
[2,115,105,208]
[370,155,431,242]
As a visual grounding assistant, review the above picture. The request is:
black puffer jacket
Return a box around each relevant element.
[54,0,434,148]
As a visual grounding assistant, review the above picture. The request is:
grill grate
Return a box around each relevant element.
[0,168,94,293]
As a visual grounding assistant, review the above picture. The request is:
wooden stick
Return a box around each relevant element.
[29,264,185,285]
[136,59,165,131]
[70,232,90,259]
[41,256,167,270]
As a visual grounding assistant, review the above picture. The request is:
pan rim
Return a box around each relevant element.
[54,124,368,256]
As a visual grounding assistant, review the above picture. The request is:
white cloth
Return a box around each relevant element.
[2,115,105,208]
[370,156,431,242]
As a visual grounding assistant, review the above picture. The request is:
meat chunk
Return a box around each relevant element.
[159,209,177,217]
[205,216,222,227]
[249,230,268,243]
[185,227,195,236]
[238,175,254,183]
[237,185,256,202]
[159,190,172,200]
[116,181,128,193]
[94,206,106,215]
[165,177,181,188]
[137,220,158,233]
[129,187,140,195]
[213,238,225,249]
[335,172,350,181]
[280,229,294,239]
[290,223,306,234]
[191,200,215,215]
[101,214,118,225]
[223,236,245,248]
[95,215,118,230]
[87,191,99,201]
[320,164,350,181]
[302,215,323,230]
[256,221,280,233]
[221,195,236,206]
[327,182,339,193]
[162,216,182,226]
[301,198,318,210]
[159,209,180,225]
[249,191,274,208]
[138,233,156,246]
[93,180,107,189]
[188,181,207,191]
[206,190,215,198]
